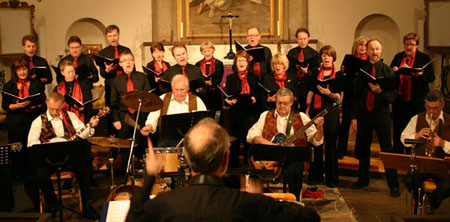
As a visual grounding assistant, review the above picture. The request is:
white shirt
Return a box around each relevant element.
[27,110,95,147]
[145,93,207,134]
[401,111,450,154]
[247,110,323,146]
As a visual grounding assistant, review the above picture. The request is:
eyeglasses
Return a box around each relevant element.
[120,59,134,63]
[247,34,260,38]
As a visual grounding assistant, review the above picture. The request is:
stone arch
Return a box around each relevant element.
[65,18,106,52]
[355,14,401,63]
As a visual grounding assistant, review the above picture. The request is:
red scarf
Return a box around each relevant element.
[366,65,376,111]
[17,79,30,98]
[313,65,335,110]
[200,57,216,76]
[398,51,416,101]
[354,53,367,60]
[238,70,250,94]
[154,61,168,74]
[252,46,262,80]
[57,80,84,122]
[274,72,287,89]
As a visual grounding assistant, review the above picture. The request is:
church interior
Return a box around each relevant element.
[0,0,450,221]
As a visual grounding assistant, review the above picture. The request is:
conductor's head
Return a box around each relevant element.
[183,118,230,177]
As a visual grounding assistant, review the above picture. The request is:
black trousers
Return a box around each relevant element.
[308,108,339,184]
[355,110,399,189]
[392,98,424,154]
[337,96,352,156]
[285,162,304,201]
[228,106,258,167]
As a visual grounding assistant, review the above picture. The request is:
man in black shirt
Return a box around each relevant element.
[22,35,52,85]
[110,50,151,162]
[245,26,272,81]
[56,36,99,88]
[127,118,320,222]
[97,25,131,136]
[162,42,203,95]
[350,39,400,198]
[287,28,319,112]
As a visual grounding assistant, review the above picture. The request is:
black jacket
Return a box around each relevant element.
[127,174,320,222]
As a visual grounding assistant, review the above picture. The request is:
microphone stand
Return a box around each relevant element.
[221,11,239,60]
[122,98,143,185]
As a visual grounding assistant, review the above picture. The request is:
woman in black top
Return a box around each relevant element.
[195,41,224,111]
[224,50,260,167]
[145,42,170,95]
[261,53,299,111]
[306,45,342,187]
[2,58,46,210]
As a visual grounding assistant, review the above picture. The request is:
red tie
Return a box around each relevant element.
[73,57,78,68]
[253,63,261,80]
[29,57,34,69]
[298,48,304,62]
[115,47,122,76]
[127,75,135,114]
[366,65,376,111]
[182,67,187,77]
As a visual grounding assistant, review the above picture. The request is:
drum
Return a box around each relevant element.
[107,185,142,201]
[154,147,182,172]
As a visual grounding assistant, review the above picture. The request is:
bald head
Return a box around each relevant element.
[184,118,230,175]
[171,74,190,102]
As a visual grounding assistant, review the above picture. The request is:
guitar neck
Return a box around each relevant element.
[68,115,98,141]
[281,109,328,146]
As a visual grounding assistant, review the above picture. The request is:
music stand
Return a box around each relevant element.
[29,141,88,222]
[160,110,217,142]
[250,144,313,193]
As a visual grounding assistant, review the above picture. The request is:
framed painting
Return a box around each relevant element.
[178,0,283,39]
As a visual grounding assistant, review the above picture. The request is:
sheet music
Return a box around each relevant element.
[106,200,130,222]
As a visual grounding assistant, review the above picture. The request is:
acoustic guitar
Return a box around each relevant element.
[251,101,341,173]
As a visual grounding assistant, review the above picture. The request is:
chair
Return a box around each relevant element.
[39,171,82,213]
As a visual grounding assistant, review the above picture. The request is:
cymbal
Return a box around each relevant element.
[88,137,137,148]
[122,91,163,112]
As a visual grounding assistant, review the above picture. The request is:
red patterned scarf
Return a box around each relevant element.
[398,51,416,101]
[199,57,216,76]
[57,80,84,122]
[238,70,250,94]
[274,72,287,89]
[154,61,168,74]
[17,79,30,98]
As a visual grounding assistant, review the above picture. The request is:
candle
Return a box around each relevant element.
[277,21,280,37]
[180,22,184,39]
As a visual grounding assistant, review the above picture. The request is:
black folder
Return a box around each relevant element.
[312,72,346,92]
[64,94,99,108]
[287,55,319,69]
[234,41,265,63]
[94,55,119,66]
[359,68,397,91]
[142,66,163,77]
[396,60,433,75]
[257,82,277,96]
[2,91,41,103]
[30,66,48,79]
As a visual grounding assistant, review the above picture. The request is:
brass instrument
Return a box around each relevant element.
[425,113,439,157]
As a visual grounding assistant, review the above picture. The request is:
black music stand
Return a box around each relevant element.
[250,144,313,193]
[29,141,89,222]
[160,110,217,143]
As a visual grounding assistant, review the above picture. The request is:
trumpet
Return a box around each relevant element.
[425,113,439,157]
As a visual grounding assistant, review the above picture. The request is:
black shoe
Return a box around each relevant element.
[83,205,100,220]
[351,181,368,189]
[390,187,400,198]
[338,153,345,160]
